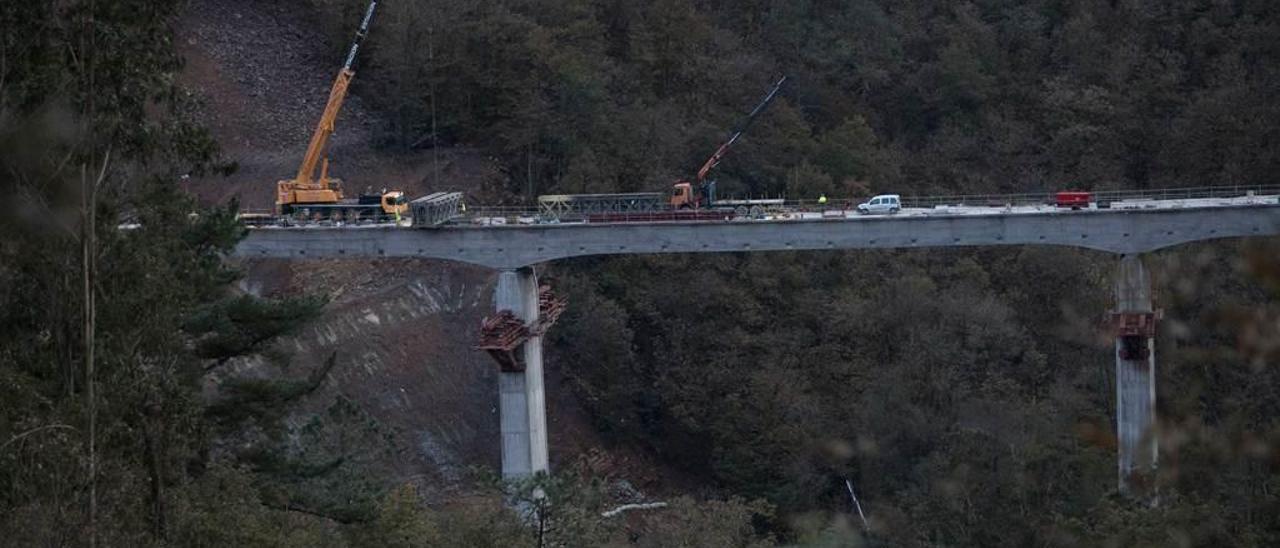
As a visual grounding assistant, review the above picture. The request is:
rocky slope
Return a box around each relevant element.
[175,0,500,211]
[176,0,647,498]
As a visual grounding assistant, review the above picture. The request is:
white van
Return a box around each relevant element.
[856,194,901,214]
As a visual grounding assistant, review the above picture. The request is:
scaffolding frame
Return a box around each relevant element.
[476,285,566,371]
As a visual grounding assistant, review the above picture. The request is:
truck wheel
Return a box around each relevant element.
[749,205,764,219]
[890,206,900,213]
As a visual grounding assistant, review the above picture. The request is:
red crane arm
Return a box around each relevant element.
[692,76,787,183]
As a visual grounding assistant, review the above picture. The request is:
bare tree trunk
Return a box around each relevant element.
[429,21,438,185]
[82,151,108,548]
[81,161,97,548]
[145,403,167,539]
[82,0,99,541]
[62,273,75,397]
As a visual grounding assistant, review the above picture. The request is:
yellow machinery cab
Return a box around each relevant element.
[380,191,408,216]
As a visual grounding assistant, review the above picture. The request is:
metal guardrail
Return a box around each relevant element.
[898,185,1280,209]
[239,184,1280,227]
[459,208,737,225]
[1089,185,1280,203]
[900,192,1051,209]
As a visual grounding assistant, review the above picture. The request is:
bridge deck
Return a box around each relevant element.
[236,195,1280,270]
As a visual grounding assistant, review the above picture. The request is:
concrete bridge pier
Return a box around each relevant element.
[494,267,550,480]
[1112,255,1158,500]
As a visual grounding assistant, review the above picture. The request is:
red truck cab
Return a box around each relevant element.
[1055,191,1091,210]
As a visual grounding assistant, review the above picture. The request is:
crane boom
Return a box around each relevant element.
[694,76,787,182]
[273,0,407,221]
[292,0,377,186]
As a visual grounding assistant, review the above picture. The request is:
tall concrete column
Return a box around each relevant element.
[495,267,549,479]
[1113,255,1157,499]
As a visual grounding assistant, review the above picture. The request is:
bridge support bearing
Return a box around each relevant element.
[1112,255,1158,500]
[494,268,550,479]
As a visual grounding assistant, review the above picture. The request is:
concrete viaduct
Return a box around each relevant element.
[236,199,1280,500]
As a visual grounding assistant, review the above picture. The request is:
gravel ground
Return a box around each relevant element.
[178,0,375,153]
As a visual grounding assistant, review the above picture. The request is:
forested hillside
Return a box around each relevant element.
[3,0,1279,546]
[313,0,1279,543]
[317,0,1279,200]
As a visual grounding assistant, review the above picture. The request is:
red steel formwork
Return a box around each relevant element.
[476,285,566,372]
[1111,310,1160,361]
[1112,311,1159,337]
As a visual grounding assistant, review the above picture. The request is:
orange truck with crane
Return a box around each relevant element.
[536,77,789,222]
[273,0,407,223]
[669,76,788,212]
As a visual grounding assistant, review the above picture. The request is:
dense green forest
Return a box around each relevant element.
[327,0,1278,543]
[330,0,1279,199]
[2,0,1279,545]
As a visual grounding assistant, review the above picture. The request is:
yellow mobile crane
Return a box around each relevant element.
[275,0,407,222]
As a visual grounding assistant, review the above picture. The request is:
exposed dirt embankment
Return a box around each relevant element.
[176,0,500,211]
[224,259,498,497]
[176,0,665,498]
[176,0,504,494]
